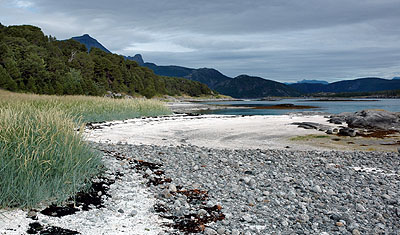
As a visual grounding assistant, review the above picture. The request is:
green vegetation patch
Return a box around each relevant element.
[0,91,172,208]
[0,106,101,208]
[290,134,330,141]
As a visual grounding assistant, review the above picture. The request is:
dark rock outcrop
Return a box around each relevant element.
[338,127,357,137]
[329,110,400,131]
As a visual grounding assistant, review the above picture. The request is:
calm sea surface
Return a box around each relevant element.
[199,99,400,115]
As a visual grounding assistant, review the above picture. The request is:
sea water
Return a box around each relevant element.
[199,99,400,115]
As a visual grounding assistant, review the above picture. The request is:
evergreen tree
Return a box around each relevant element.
[0,66,17,91]
[54,81,64,95]
[26,76,37,93]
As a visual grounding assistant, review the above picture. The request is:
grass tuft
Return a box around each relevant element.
[0,90,172,208]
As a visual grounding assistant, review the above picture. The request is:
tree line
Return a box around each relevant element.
[0,24,213,98]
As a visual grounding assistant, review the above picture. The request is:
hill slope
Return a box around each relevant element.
[143,63,195,78]
[183,68,231,89]
[0,24,213,98]
[215,75,300,98]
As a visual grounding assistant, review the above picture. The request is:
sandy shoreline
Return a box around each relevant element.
[86,114,342,151]
[86,99,400,152]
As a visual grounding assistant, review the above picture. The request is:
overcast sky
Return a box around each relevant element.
[1,0,400,82]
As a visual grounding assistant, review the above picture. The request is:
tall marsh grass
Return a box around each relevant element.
[0,90,172,208]
[0,90,172,123]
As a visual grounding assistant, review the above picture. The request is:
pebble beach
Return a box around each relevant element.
[94,142,400,234]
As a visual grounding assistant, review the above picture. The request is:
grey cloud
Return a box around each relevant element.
[28,0,400,34]
[1,0,400,82]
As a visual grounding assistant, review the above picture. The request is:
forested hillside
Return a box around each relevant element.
[0,24,213,98]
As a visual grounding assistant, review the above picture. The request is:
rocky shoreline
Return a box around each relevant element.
[93,142,400,234]
[2,109,400,234]
[2,134,400,234]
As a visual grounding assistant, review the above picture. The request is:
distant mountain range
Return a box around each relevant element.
[289,77,400,94]
[72,34,400,97]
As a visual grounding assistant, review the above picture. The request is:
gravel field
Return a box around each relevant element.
[93,142,400,235]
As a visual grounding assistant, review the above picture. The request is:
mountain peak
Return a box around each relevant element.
[236,74,251,78]
[72,34,93,40]
[125,54,144,65]
[71,34,111,53]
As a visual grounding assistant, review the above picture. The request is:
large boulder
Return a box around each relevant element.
[330,110,400,131]
[338,127,357,137]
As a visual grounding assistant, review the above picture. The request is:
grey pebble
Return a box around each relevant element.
[326,189,335,195]
[198,209,208,216]
[312,185,322,193]
[262,191,270,196]
[242,214,252,222]
[217,227,226,234]
[356,204,366,212]
[129,210,138,217]
[204,227,218,235]
[169,183,177,192]
[281,219,289,226]
[27,211,37,218]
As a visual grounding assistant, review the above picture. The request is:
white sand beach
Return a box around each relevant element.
[86,114,341,151]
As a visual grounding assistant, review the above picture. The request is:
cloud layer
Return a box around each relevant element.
[1,0,400,82]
